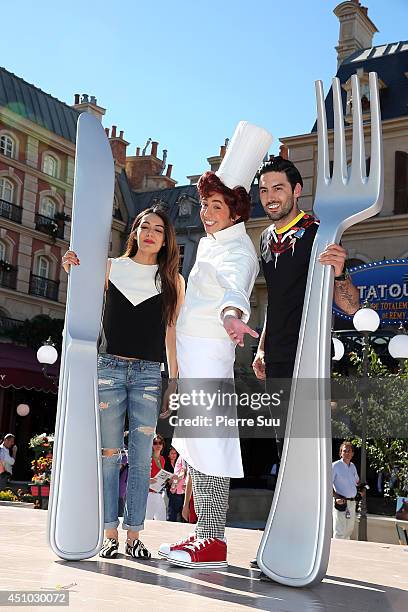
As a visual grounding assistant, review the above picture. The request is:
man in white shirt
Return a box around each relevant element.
[332,441,360,539]
[0,434,17,490]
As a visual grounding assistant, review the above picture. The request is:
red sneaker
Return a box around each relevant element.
[167,537,227,569]
[158,534,196,559]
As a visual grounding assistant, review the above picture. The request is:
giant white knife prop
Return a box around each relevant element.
[257,73,383,586]
[48,112,115,560]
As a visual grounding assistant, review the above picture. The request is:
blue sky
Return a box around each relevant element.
[1,0,407,183]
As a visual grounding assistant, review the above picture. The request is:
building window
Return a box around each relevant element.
[113,195,122,220]
[39,196,56,219]
[178,244,185,273]
[0,177,14,203]
[343,71,386,121]
[43,154,58,178]
[0,241,6,261]
[179,199,192,216]
[0,242,17,290]
[0,134,15,158]
[37,256,50,279]
[30,256,59,300]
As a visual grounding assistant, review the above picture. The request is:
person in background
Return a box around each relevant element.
[167,454,187,522]
[146,434,167,521]
[0,434,17,490]
[163,445,178,515]
[164,446,178,474]
[332,441,362,539]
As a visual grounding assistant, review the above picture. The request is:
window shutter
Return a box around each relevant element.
[394,150,408,215]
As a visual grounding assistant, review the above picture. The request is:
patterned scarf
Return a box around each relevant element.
[261,211,319,267]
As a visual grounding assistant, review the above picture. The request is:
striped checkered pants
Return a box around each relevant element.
[188,464,230,539]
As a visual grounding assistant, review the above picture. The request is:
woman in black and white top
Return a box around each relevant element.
[62,206,184,559]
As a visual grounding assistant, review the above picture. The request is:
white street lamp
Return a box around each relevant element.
[16,403,30,417]
[332,337,345,361]
[388,327,408,360]
[37,344,58,365]
[36,338,59,383]
[353,307,380,333]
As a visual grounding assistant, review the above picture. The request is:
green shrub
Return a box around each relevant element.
[0,490,18,502]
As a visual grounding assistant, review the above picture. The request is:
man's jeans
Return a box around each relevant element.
[97,354,161,531]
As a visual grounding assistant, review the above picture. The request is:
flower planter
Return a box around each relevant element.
[30,484,50,497]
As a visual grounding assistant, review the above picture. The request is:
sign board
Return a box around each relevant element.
[333,259,408,325]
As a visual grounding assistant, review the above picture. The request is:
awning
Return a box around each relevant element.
[0,343,59,394]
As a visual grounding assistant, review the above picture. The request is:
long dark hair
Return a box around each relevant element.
[123,206,179,325]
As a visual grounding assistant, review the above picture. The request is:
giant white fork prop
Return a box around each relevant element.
[47,113,115,560]
[257,72,383,586]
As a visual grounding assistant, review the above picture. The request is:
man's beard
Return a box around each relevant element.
[265,196,296,222]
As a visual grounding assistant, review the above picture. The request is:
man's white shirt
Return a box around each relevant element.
[0,444,15,474]
[332,458,359,499]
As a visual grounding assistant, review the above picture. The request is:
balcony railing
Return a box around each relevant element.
[35,213,64,239]
[0,315,24,333]
[0,262,17,290]
[29,274,59,301]
[0,199,22,224]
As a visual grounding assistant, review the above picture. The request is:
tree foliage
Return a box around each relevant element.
[332,349,408,499]
[5,315,63,353]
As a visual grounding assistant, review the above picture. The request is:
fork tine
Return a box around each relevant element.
[332,77,347,184]
[315,80,330,189]
[368,72,382,188]
[350,74,366,183]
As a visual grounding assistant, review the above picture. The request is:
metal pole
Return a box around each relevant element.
[358,330,368,541]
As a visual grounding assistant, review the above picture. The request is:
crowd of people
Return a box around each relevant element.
[56,122,361,569]
[118,436,195,525]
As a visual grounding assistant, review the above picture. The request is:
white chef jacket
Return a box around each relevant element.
[176,222,259,340]
[174,222,259,477]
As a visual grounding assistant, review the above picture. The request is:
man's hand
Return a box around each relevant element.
[12,445,17,458]
[223,315,259,347]
[318,243,347,277]
[252,349,266,380]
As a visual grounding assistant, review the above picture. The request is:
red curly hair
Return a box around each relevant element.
[197,171,252,222]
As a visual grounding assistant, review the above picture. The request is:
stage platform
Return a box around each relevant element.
[0,505,407,611]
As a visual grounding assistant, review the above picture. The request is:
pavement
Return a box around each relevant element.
[0,505,407,611]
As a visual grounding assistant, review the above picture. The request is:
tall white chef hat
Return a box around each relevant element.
[216,121,273,193]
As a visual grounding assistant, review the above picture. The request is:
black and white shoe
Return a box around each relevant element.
[125,539,151,559]
[99,538,119,558]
